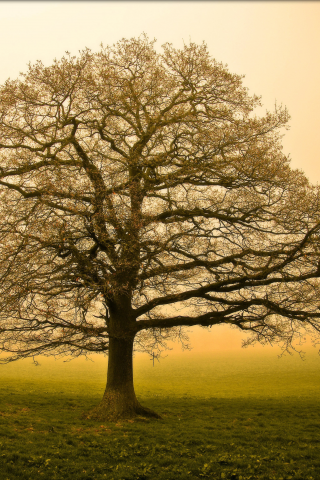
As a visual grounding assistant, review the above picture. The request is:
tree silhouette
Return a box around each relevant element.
[0,35,320,419]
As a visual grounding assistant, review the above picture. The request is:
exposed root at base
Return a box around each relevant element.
[82,403,162,422]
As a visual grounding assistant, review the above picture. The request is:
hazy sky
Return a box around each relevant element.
[1,1,319,354]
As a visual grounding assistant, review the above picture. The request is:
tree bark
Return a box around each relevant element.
[85,334,161,421]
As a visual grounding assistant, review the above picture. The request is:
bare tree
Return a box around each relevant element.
[0,35,320,420]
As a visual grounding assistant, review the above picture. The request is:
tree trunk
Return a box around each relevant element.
[85,334,161,421]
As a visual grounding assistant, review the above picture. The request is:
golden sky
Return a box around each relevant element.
[0,1,319,355]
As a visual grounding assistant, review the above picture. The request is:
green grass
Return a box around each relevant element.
[0,350,320,480]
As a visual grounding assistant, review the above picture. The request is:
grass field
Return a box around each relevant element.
[0,348,320,480]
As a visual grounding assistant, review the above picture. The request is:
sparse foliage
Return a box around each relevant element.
[0,35,320,418]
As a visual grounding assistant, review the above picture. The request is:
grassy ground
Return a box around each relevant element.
[0,349,320,480]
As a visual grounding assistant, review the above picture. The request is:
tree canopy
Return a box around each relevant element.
[0,35,320,418]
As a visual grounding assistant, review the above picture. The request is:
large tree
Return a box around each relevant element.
[0,36,320,420]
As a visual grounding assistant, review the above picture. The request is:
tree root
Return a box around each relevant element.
[82,399,162,422]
